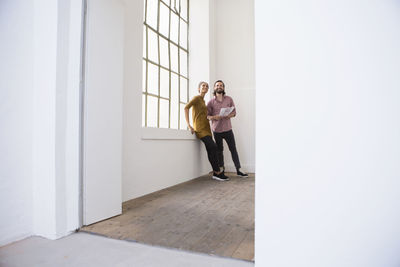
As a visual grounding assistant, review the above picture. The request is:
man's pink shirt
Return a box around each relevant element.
[207,95,236,133]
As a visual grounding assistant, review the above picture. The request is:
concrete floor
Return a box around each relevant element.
[0,232,254,267]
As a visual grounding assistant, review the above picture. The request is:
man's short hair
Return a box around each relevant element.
[214,80,225,88]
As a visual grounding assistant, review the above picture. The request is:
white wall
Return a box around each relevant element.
[0,0,81,245]
[121,0,210,201]
[83,0,124,225]
[210,0,255,172]
[190,0,212,100]
[0,0,35,246]
[255,1,400,266]
[64,0,83,233]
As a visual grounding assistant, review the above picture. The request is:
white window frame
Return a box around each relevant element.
[142,0,190,132]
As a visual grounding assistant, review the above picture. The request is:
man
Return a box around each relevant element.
[207,80,248,177]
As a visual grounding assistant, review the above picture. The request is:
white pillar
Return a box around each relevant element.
[33,0,58,238]
[33,0,82,239]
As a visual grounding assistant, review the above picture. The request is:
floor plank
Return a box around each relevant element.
[232,231,255,261]
[81,173,255,261]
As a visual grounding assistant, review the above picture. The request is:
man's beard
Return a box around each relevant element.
[216,89,224,94]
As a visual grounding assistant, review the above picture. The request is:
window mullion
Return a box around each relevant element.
[186,0,189,103]
[168,2,172,129]
[157,0,161,128]
[145,25,149,127]
[177,8,181,129]
[144,0,148,127]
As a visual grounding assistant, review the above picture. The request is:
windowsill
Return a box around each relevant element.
[141,127,198,140]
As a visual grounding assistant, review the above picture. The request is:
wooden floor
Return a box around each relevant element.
[81,173,254,261]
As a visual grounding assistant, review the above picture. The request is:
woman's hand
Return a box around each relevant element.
[188,125,195,134]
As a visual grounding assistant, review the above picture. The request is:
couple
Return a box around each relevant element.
[184,80,248,181]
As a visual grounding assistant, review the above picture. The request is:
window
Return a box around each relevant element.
[143,0,189,129]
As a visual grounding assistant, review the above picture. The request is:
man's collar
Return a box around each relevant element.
[214,95,225,102]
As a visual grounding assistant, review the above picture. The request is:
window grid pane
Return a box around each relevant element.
[180,0,188,21]
[180,77,188,102]
[147,96,158,127]
[170,72,179,129]
[142,61,147,92]
[142,94,146,126]
[179,103,186,130]
[180,49,187,77]
[146,0,158,30]
[143,0,189,130]
[159,2,170,37]
[180,19,187,49]
[159,99,169,128]
[160,68,169,98]
[147,62,159,95]
[147,28,159,63]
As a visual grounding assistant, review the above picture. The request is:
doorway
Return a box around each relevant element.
[81,0,255,262]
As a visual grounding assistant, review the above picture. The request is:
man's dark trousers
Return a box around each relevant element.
[213,130,241,170]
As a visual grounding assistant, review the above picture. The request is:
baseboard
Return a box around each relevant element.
[224,164,255,173]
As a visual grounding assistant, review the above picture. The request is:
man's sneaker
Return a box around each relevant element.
[237,170,248,178]
[212,172,230,181]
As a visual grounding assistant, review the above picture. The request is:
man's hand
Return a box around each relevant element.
[226,112,236,119]
[209,115,222,120]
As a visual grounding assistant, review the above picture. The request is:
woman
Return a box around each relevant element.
[184,82,229,181]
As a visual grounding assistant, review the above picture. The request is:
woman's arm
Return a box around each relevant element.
[184,107,195,134]
[185,97,197,134]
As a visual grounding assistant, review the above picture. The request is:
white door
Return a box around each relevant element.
[83,0,124,225]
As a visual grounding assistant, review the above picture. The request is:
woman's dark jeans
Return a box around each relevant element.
[200,135,220,172]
